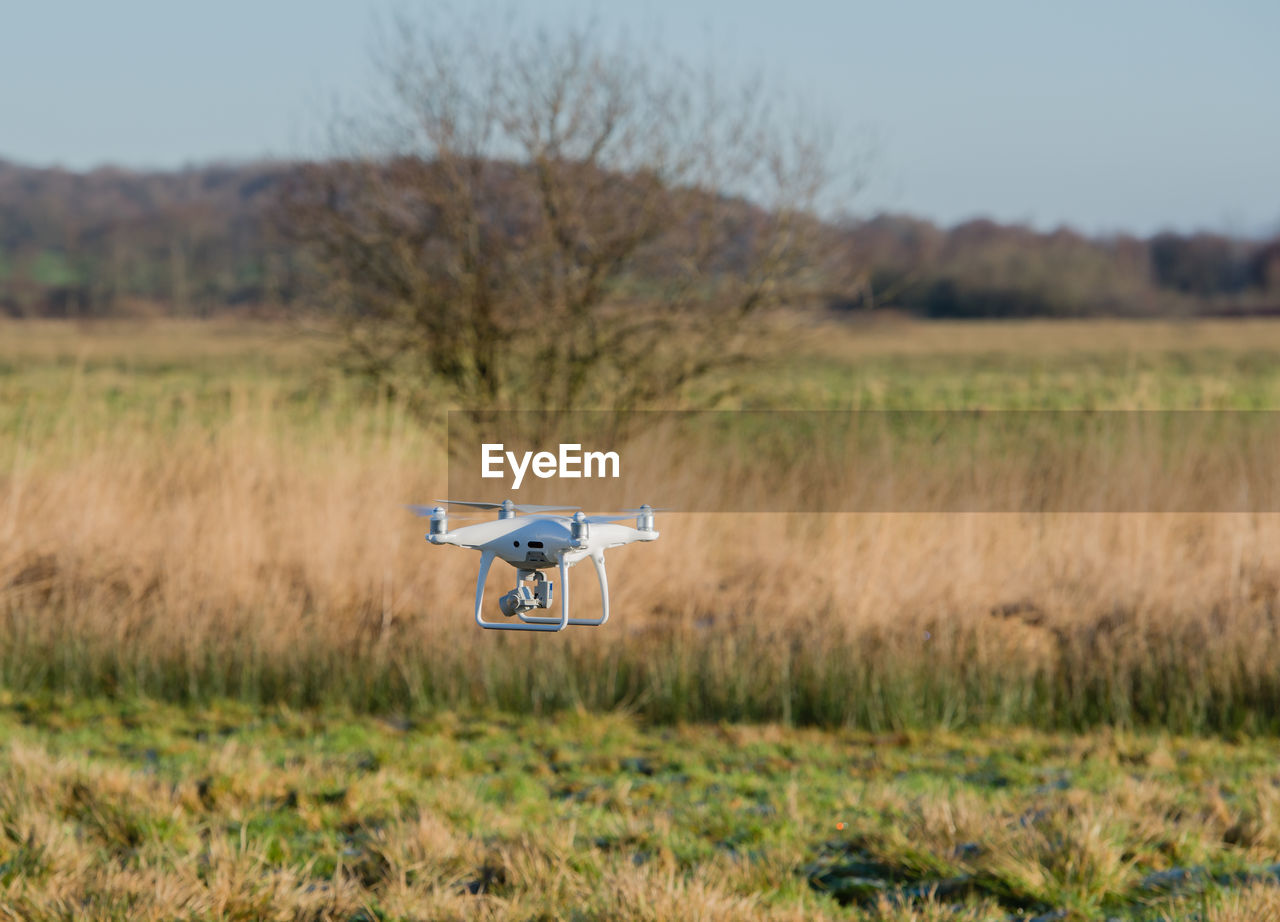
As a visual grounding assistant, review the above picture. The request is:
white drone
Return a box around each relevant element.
[409,500,661,632]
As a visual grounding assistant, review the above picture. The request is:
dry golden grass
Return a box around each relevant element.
[13,312,1280,363]
[792,314,1280,359]
[3,317,1280,729]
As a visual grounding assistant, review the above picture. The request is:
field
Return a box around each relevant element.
[3,699,1280,921]
[3,317,1280,919]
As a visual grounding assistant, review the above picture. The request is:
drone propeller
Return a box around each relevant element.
[405,505,474,521]
[585,506,672,524]
[432,499,580,514]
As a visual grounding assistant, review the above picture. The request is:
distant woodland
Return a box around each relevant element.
[2,159,1277,320]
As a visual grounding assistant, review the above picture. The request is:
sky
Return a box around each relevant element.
[2,0,1277,237]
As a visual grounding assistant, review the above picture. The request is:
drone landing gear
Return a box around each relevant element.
[473,551,610,632]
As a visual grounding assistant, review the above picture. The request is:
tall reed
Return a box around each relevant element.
[4,319,1280,731]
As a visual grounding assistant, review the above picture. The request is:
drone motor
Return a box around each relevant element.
[428,506,448,537]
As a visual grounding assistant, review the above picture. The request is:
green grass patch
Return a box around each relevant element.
[0,699,1277,919]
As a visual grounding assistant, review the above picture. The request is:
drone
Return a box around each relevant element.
[409,499,661,632]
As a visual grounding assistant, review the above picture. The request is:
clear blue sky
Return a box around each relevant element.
[3,0,1277,236]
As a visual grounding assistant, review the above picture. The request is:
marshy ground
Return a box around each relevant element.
[1,699,1279,920]
[5,317,1280,919]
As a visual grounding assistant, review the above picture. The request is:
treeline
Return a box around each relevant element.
[0,160,305,318]
[1,159,1278,319]
[835,215,1280,318]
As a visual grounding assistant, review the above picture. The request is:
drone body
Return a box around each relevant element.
[412,500,660,631]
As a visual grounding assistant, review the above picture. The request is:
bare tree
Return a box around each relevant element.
[282,9,843,428]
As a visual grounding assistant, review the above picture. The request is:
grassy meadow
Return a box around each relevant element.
[2,699,1280,921]
[5,318,1280,730]
[4,316,1280,919]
